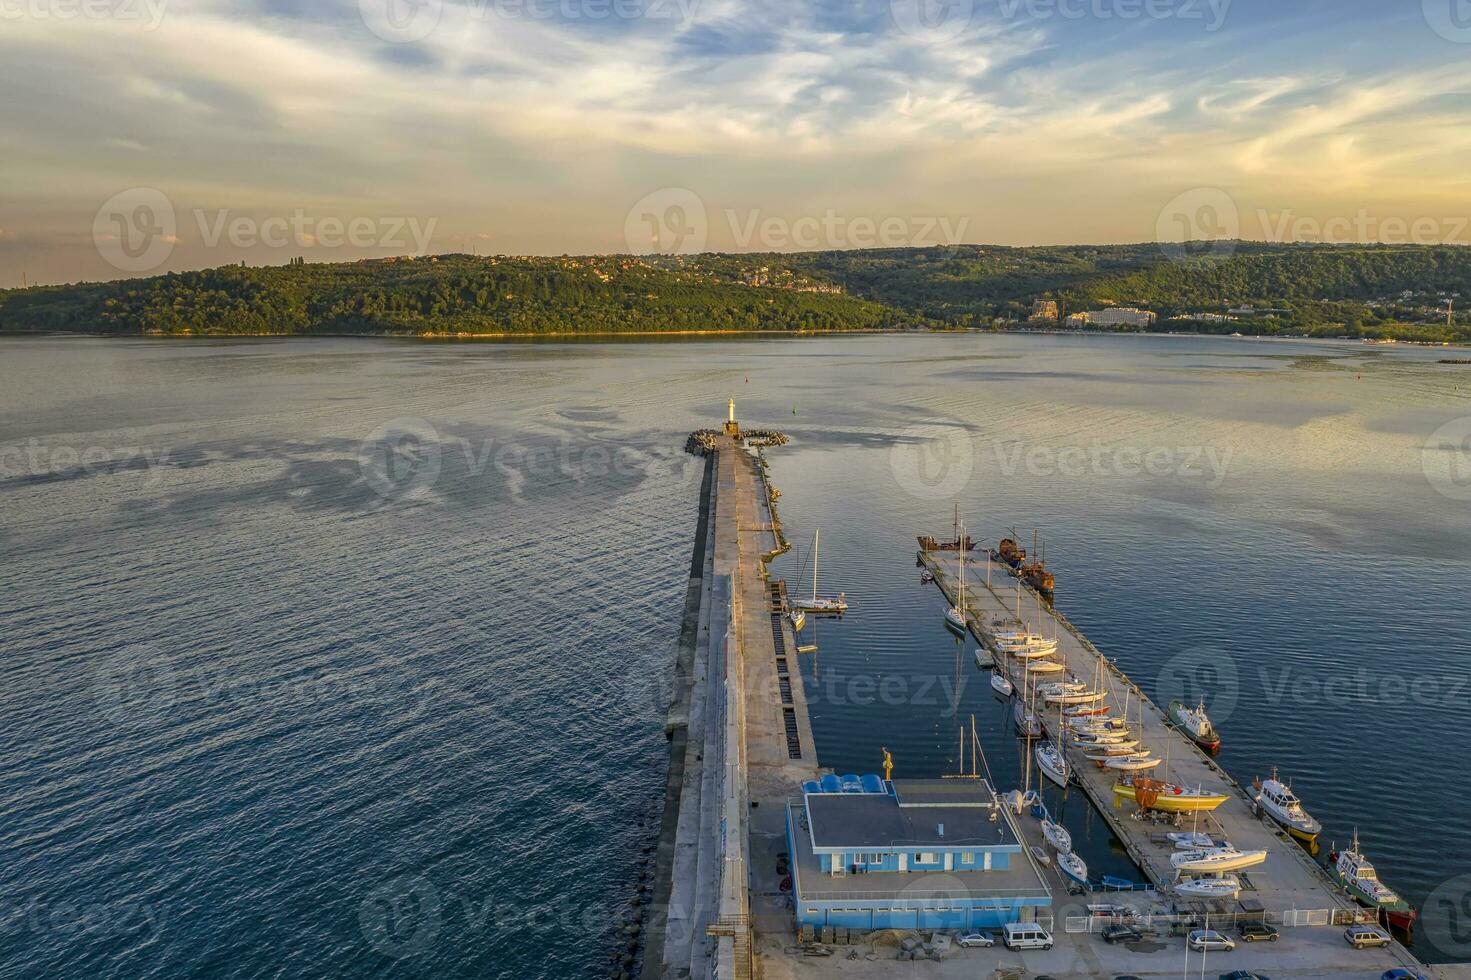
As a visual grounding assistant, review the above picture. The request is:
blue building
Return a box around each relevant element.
[785,777,1052,933]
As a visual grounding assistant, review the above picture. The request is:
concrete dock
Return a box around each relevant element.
[921,546,1434,975]
[649,435,818,980]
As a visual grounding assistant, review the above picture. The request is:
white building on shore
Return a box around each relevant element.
[1066,307,1157,328]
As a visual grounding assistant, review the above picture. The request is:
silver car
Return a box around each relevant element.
[1188,929,1237,952]
[957,933,995,948]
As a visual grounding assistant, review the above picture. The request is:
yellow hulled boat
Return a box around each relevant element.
[1113,777,1229,814]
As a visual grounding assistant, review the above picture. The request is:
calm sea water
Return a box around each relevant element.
[1,332,1469,975]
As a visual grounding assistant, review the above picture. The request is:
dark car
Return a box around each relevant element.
[1220,972,1271,980]
[1101,924,1143,945]
[1238,921,1280,943]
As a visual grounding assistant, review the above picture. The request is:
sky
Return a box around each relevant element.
[2,0,1471,285]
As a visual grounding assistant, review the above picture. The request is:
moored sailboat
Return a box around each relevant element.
[1113,777,1229,814]
[1171,846,1268,874]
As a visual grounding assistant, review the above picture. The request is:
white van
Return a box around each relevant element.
[1002,922,1054,950]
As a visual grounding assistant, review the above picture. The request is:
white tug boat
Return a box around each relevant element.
[1042,818,1072,853]
[1057,851,1089,888]
[1036,740,1069,787]
[1175,875,1241,900]
[1253,768,1322,844]
[1171,846,1268,874]
[1333,829,1417,930]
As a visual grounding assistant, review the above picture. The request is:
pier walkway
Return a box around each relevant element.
[651,436,818,980]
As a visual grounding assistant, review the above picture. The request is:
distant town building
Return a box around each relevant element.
[1169,313,1239,323]
[1067,307,1156,328]
[1030,300,1059,322]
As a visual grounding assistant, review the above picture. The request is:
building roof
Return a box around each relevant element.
[805,781,1016,850]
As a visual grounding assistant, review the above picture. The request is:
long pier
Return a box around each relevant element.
[647,434,818,980]
[921,546,1433,973]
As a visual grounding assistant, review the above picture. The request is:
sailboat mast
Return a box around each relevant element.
[812,529,819,603]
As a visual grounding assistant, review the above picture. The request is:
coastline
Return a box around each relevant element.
[2,326,1467,350]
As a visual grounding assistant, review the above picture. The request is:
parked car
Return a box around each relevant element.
[957,933,994,948]
[1002,922,1054,950]
[1102,924,1143,945]
[1220,972,1271,980]
[1188,929,1237,952]
[1380,970,1428,979]
[1345,924,1392,949]
[1237,921,1280,943]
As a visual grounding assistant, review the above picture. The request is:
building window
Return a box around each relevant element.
[917,852,938,864]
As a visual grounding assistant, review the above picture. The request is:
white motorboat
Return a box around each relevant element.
[1030,845,1051,867]
[788,608,806,631]
[1057,851,1089,888]
[1171,847,1268,874]
[1042,818,1072,853]
[1036,741,1069,787]
[1175,875,1241,900]
[1168,832,1216,850]
[1253,769,1322,843]
[991,670,1014,697]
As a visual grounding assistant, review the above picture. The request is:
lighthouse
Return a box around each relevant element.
[724,398,740,438]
